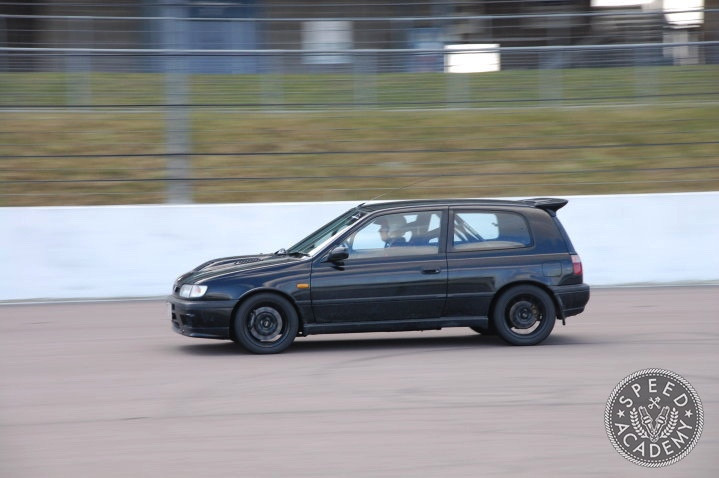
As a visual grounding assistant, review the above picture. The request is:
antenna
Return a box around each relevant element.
[367,176,435,203]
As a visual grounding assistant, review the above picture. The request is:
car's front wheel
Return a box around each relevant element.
[233,293,299,354]
[492,285,556,345]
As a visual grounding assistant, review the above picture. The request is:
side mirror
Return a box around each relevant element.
[326,246,349,263]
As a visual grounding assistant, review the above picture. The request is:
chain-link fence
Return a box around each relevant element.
[1,1,718,205]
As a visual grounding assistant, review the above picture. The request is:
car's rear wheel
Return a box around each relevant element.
[233,293,299,354]
[492,285,556,345]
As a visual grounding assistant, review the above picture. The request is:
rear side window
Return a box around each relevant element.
[452,211,532,251]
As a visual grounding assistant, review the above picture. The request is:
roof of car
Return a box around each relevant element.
[358,198,568,214]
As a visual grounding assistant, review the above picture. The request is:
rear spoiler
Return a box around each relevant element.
[522,198,568,215]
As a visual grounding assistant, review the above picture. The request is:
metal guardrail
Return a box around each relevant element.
[0,8,713,21]
[2,41,717,53]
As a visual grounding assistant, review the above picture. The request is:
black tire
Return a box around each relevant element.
[492,285,556,346]
[233,293,299,354]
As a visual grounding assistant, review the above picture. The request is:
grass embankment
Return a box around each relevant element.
[1,66,717,206]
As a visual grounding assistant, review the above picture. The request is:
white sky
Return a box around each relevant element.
[591,0,704,25]
[592,0,653,6]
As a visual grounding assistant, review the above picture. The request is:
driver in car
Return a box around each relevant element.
[377,215,408,248]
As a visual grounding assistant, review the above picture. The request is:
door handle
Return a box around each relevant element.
[422,268,441,275]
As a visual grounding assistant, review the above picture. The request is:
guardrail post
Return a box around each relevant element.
[354,51,377,108]
[65,17,91,106]
[164,13,191,204]
[261,52,284,110]
[539,48,563,106]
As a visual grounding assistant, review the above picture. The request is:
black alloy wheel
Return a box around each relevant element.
[233,293,299,354]
[492,285,556,345]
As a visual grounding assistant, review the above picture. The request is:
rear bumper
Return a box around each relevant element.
[167,296,235,340]
[551,283,590,318]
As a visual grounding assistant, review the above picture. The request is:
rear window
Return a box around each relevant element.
[452,211,532,251]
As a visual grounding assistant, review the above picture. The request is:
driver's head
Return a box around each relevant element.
[377,214,406,241]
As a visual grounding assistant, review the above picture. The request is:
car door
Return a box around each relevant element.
[310,209,447,323]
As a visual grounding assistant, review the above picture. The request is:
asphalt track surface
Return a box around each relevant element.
[1,287,717,477]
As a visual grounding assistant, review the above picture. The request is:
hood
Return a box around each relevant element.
[193,254,272,272]
[175,253,301,285]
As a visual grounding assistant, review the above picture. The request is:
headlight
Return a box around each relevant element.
[179,284,208,298]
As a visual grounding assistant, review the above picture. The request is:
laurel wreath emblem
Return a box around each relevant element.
[630,407,680,443]
[662,408,680,439]
[630,409,648,439]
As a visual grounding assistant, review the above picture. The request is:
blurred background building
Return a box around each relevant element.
[3,1,714,71]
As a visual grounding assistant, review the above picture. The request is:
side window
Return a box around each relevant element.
[452,211,531,251]
[347,211,442,259]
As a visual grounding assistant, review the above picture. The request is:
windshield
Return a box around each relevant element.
[287,208,365,257]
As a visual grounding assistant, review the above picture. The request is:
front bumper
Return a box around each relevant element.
[167,296,236,339]
[551,283,590,318]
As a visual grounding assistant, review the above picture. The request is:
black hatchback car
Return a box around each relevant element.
[168,198,589,353]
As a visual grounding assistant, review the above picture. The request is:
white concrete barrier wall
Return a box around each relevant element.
[2,192,718,301]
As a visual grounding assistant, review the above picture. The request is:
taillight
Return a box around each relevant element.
[571,254,583,276]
